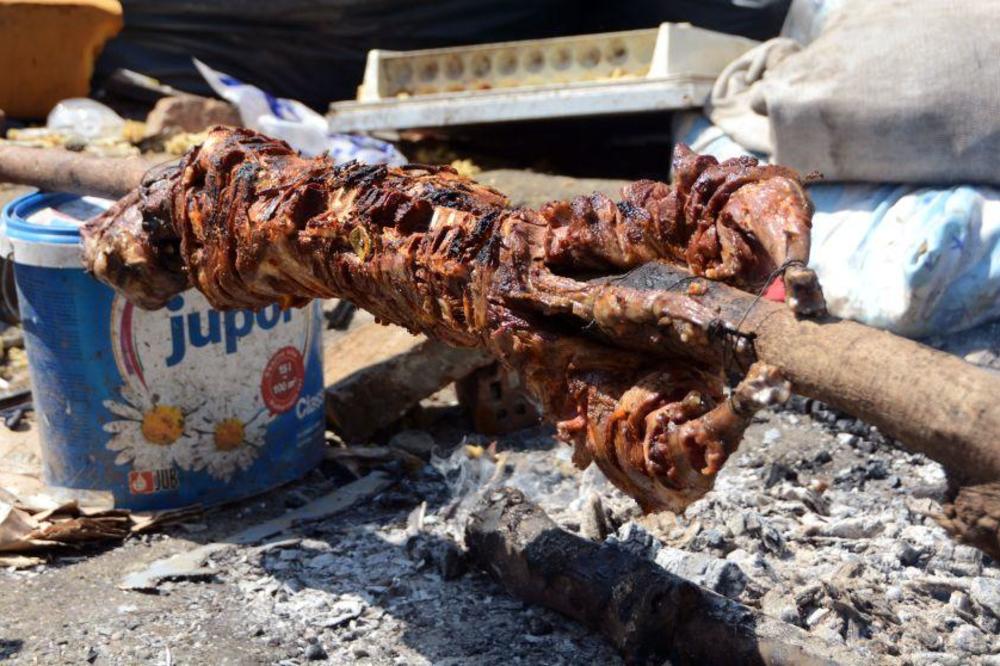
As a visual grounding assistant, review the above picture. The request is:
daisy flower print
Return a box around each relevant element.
[103,384,199,471]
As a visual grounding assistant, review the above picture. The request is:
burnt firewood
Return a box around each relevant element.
[465,487,864,665]
[323,320,490,442]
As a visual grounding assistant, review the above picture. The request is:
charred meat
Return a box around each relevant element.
[83,127,821,512]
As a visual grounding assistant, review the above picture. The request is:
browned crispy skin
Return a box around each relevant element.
[539,146,824,314]
[82,127,809,512]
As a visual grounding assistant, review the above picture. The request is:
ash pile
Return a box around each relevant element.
[197,395,999,665]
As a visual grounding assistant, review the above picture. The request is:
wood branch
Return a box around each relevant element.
[614,262,1000,486]
[465,487,864,665]
[323,320,490,442]
[0,145,163,199]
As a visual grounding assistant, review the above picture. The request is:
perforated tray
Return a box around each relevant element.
[327,23,757,132]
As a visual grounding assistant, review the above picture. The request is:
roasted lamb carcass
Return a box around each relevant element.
[539,145,824,316]
[82,127,821,512]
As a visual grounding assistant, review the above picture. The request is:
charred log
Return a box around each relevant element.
[465,487,864,665]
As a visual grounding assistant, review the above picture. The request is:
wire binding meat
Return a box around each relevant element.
[82,127,821,512]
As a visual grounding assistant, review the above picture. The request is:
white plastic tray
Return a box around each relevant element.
[327,23,757,132]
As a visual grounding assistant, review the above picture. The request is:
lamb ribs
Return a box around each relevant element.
[82,127,822,512]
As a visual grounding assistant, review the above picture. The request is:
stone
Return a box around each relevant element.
[809,517,883,539]
[805,607,830,628]
[787,395,810,413]
[911,464,950,500]
[578,492,609,541]
[865,459,889,480]
[761,588,800,625]
[812,615,846,644]
[700,528,726,551]
[855,438,877,454]
[764,463,797,488]
[654,547,748,599]
[144,95,241,135]
[847,420,871,437]
[608,522,661,560]
[832,465,867,488]
[906,654,960,666]
[527,616,553,636]
[763,428,781,445]
[758,522,787,556]
[725,513,747,537]
[947,624,989,655]
[835,432,857,447]
[892,541,924,567]
[938,614,965,631]
[304,643,328,661]
[918,630,945,651]
[930,544,983,577]
[810,402,836,423]
[813,450,833,465]
[307,553,337,569]
[970,577,1000,616]
[777,485,829,515]
[726,510,784,554]
[980,614,1000,634]
[949,591,973,614]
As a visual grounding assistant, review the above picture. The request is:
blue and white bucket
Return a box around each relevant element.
[0,192,326,510]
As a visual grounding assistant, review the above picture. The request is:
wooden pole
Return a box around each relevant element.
[2,149,997,483]
[0,145,163,199]
[614,262,1000,486]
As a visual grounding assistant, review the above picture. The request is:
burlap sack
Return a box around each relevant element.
[708,0,1000,185]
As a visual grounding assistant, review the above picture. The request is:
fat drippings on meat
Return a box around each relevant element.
[83,127,823,512]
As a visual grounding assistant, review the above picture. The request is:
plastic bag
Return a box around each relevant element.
[672,112,1000,338]
[46,98,124,141]
[195,60,406,166]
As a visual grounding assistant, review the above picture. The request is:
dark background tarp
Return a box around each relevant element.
[95,0,791,109]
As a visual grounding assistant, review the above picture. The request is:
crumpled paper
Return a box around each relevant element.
[0,431,202,561]
[0,492,130,553]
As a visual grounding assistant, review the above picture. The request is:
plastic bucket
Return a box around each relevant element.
[1,192,326,510]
